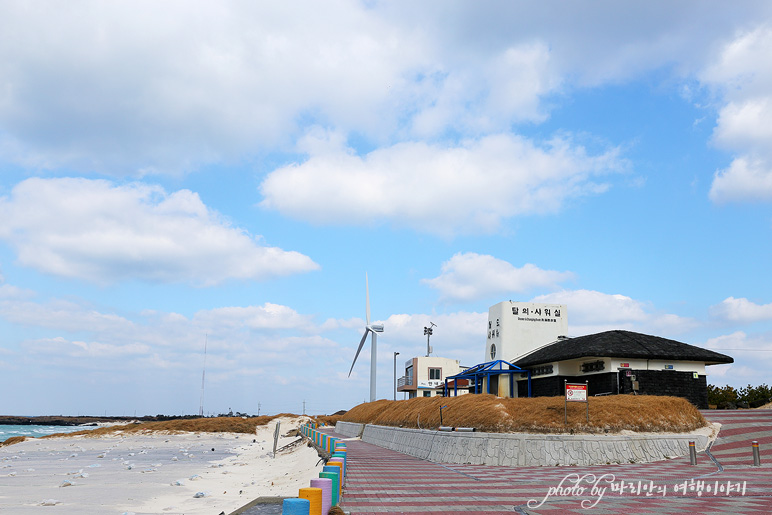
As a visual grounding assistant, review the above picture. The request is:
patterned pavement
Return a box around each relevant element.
[330,409,772,514]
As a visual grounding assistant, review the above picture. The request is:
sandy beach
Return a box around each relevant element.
[0,416,320,514]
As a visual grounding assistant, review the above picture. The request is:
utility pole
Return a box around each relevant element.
[302,400,306,415]
[424,322,437,357]
[393,351,400,401]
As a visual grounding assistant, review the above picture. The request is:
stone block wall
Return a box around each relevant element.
[346,423,710,467]
[334,421,364,438]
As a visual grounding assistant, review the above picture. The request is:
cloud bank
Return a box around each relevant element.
[0,178,319,284]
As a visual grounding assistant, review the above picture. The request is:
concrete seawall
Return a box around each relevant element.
[335,422,711,466]
[335,421,364,438]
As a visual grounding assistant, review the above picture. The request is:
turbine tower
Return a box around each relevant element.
[348,273,384,402]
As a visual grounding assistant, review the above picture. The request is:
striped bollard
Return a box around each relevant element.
[752,441,761,466]
[689,441,697,465]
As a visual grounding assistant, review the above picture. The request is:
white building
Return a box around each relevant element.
[486,301,568,363]
[397,356,466,399]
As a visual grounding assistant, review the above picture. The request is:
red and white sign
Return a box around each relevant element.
[620,363,630,368]
[565,383,587,402]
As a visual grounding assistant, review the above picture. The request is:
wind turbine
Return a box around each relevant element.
[348,273,384,402]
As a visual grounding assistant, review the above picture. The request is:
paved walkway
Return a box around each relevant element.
[327,410,772,514]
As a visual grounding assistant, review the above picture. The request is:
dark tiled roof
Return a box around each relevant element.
[512,330,734,367]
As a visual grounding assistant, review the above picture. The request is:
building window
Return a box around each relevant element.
[581,360,605,373]
[429,368,441,380]
[423,391,431,397]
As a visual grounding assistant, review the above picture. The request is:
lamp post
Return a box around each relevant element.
[393,352,400,401]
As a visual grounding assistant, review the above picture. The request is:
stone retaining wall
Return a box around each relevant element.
[338,423,710,466]
[334,421,364,438]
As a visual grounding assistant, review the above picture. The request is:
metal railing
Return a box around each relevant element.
[397,376,413,388]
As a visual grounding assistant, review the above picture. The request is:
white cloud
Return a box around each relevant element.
[422,252,573,302]
[192,303,315,331]
[260,132,625,235]
[532,289,697,336]
[702,27,772,203]
[0,178,319,284]
[710,297,772,323]
[709,156,772,203]
[5,2,761,175]
[704,331,772,379]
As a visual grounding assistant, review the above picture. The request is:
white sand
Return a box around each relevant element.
[0,416,322,514]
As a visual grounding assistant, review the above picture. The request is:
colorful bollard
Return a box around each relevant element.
[298,487,323,515]
[323,465,342,498]
[282,497,310,515]
[319,471,339,506]
[332,452,346,474]
[328,458,344,483]
[310,477,332,515]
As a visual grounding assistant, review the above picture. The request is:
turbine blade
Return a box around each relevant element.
[348,328,371,377]
[365,272,370,326]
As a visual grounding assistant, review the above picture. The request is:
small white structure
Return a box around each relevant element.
[397,356,465,399]
[486,301,568,363]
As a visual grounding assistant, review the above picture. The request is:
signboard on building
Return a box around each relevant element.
[565,383,587,402]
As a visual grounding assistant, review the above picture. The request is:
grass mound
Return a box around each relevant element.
[340,395,707,434]
[35,413,302,441]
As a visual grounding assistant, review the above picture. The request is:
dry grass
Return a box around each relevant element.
[32,414,301,441]
[0,436,28,447]
[341,395,707,434]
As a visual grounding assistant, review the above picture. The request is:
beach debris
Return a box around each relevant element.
[97,453,106,458]
[152,462,163,467]
[171,456,178,461]
[193,491,210,498]
[120,511,136,515]
[87,463,101,468]
[39,499,61,506]
[68,453,78,458]
[59,480,74,488]
[189,474,202,481]
[141,467,156,473]
[67,469,82,475]
[171,479,185,486]
[126,464,135,470]
[7,471,16,477]
[75,472,89,478]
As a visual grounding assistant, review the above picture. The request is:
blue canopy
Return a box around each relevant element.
[443,359,531,397]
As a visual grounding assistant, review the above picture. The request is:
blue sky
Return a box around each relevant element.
[1,1,771,416]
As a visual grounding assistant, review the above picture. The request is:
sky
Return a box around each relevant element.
[1,1,772,417]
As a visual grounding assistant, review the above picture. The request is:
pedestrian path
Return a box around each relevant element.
[328,409,772,514]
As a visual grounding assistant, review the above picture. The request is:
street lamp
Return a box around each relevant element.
[393,352,400,401]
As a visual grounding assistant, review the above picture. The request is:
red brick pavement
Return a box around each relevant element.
[330,409,772,514]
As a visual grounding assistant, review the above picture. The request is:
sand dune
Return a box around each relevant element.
[0,416,321,514]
